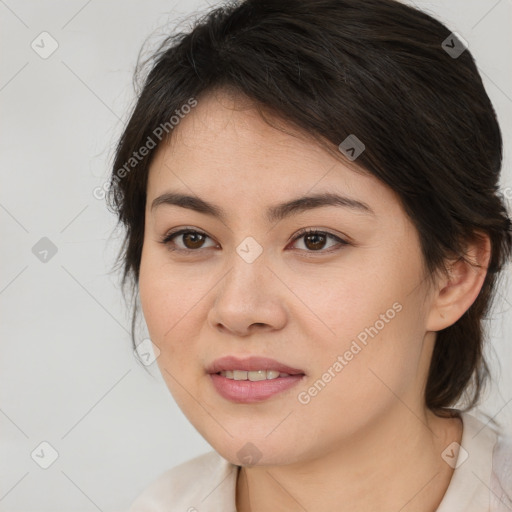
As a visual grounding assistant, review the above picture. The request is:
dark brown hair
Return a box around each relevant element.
[107,0,512,412]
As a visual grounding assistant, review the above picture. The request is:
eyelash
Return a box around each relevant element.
[159,227,349,255]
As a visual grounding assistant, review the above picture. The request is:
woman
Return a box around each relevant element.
[107,0,512,510]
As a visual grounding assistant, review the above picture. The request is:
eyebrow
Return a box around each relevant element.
[150,191,374,223]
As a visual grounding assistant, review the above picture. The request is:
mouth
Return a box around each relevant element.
[215,369,298,380]
[206,355,306,403]
[206,355,306,376]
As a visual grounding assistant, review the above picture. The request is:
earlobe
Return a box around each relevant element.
[426,234,491,332]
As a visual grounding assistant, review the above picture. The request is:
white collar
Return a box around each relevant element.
[436,410,498,511]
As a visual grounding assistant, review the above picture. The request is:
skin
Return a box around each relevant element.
[138,89,490,512]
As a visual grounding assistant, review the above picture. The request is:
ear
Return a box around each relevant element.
[426,233,491,331]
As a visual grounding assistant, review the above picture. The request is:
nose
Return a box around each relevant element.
[207,249,288,337]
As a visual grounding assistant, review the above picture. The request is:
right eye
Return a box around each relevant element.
[159,228,218,252]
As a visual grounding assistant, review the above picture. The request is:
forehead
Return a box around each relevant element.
[162,90,334,172]
[146,89,400,217]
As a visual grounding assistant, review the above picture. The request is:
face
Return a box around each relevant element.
[138,89,439,467]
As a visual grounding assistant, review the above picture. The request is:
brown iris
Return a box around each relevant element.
[303,232,327,251]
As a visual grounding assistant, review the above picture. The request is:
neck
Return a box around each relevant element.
[236,406,462,512]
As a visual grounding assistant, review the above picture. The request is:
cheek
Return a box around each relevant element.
[296,306,427,441]
[138,254,164,338]
[139,246,193,340]
[138,249,208,376]
[139,266,199,405]
[308,273,429,405]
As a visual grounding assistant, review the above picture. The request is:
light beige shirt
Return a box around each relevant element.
[128,412,512,511]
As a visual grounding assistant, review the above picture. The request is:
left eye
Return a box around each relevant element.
[160,228,348,253]
[291,228,348,252]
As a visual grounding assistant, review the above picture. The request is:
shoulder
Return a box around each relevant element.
[436,411,512,512]
[128,450,239,512]
[458,411,512,511]
[490,428,512,511]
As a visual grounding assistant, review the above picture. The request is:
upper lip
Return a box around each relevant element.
[206,356,305,375]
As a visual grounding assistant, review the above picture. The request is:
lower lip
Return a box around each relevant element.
[209,373,305,403]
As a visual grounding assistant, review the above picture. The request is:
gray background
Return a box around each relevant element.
[1,0,511,510]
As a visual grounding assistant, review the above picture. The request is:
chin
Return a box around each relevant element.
[208,435,304,468]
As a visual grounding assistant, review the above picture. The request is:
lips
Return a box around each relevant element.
[206,355,305,376]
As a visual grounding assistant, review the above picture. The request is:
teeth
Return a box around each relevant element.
[219,370,288,380]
